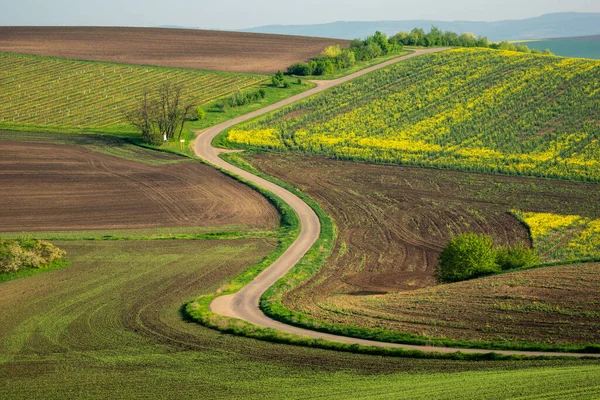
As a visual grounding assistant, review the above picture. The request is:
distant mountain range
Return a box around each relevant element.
[239,13,600,42]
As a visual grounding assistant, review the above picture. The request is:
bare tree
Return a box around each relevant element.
[126,82,197,144]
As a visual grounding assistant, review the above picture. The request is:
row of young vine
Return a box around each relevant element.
[0,52,267,129]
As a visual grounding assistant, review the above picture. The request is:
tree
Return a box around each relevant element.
[126,88,161,145]
[336,49,356,69]
[408,28,426,46]
[126,82,197,144]
[370,31,391,54]
[424,25,443,47]
[498,41,517,51]
[272,70,286,87]
[435,233,500,283]
[321,44,343,58]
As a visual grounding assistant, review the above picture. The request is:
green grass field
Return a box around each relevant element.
[224,48,600,182]
[2,239,599,399]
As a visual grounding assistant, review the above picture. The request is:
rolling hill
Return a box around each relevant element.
[226,48,600,182]
[0,26,348,74]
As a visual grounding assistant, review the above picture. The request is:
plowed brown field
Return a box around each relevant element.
[0,27,348,74]
[0,140,278,232]
[248,153,600,344]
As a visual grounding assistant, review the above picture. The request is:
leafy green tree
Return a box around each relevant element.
[458,32,477,47]
[498,41,517,51]
[272,70,286,87]
[515,44,532,53]
[425,25,443,46]
[436,233,500,283]
[336,49,356,69]
[321,44,343,58]
[371,31,391,54]
[408,28,426,46]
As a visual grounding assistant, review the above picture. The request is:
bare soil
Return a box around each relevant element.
[0,141,279,232]
[248,153,600,344]
[0,26,348,74]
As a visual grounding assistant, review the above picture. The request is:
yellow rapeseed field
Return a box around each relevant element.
[227,48,600,182]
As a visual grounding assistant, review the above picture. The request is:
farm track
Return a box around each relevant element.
[194,49,600,358]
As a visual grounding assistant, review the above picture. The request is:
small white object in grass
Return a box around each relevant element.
[180,139,185,143]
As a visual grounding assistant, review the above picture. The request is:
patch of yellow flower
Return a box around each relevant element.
[514,210,600,259]
[515,211,584,239]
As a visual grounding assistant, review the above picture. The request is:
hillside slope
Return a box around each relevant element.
[0,27,348,74]
[0,52,266,130]
[227,48,600,182]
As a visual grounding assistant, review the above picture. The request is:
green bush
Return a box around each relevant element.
[312,58,335,75]
[192,106,206,121]
[436,233,500,283]
[0,239,66,274]
[496,244,540,270]
[287,62,313,76]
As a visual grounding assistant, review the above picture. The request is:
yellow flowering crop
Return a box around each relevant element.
[227,48,600,182]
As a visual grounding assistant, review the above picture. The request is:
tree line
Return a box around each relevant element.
[287,27,552,77]
[388,26,552,54]
[287,31,404,76]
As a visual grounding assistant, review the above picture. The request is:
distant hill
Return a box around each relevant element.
[515,35,600,59]
[240,12,600,42]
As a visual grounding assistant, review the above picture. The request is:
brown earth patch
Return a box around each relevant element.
[0,140,278,232]
[247,153,600,344]
[0,26,348,74]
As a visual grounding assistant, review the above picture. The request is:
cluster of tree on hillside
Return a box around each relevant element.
[391,26,553,54]
[287,28,553,77]
[288,31,404,76]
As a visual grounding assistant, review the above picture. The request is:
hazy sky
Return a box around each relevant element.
[1,0,599,29]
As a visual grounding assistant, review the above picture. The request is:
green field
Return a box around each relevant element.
[225,48,600,182]
[516,36,600,60]
[0,52,267,131]
[2,239,599,399]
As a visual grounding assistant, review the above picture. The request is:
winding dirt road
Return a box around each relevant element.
[194,49,600,358]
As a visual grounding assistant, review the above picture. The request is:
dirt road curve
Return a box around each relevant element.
[194,49,600,357]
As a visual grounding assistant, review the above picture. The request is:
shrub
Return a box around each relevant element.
[312,58,335,76]
[192,106,205,121]
[436,233,500,283]
[496,244,540,270]
[0,242,24,273]
[0,239,65,273]
[228,89,246,107]
[287,62,313,76]
[216,102,227,113]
